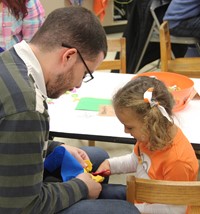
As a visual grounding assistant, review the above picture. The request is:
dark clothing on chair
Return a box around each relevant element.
[164,0,200,37]
[170,16,200,40]
[123,0,155,73]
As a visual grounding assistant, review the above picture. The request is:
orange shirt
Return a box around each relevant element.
[134,128,199,181]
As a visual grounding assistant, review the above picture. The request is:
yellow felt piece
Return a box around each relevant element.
[92,174,104,183]
[84,160,93,172]
[84,160,104,183]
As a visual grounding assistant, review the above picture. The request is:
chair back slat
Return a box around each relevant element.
[127,175,200,214]
[96,37,126,74]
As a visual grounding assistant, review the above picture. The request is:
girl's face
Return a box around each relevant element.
[115,107,149,143]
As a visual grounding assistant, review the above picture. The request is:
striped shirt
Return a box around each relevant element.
[0,0,45,50]
[0,41,88,214]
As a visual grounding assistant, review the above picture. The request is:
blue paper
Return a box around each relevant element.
[44,146,84,182]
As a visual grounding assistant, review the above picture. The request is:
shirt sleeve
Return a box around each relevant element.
[108,152,138,174]
[22,0,45,42]
[0,111,88,214]
[47,140,64,156]
[135,203,187,214]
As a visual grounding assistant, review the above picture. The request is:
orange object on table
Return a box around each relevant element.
[134,72,197,112]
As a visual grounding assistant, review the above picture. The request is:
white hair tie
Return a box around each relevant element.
[143,88,172,123]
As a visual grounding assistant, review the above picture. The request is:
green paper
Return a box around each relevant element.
[76,97,111,111]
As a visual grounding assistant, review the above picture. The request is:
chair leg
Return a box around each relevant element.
[156,59,160,68]
[195,43,200,55]
[88,140,95,147]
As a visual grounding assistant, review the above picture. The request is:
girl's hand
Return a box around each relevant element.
[95,159,111,175]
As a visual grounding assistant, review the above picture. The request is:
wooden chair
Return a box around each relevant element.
[126,175,200,214]
[96,37,126,74]
[160,21,200,78]
[88,37,126,146]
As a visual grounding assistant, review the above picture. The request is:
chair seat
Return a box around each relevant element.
[170,36,200,45]
[151,31,200,45]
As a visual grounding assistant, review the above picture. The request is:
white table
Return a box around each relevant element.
[48,72,200,150]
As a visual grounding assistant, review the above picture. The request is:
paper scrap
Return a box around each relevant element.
[98,105,115,116]
[75,97,111,111]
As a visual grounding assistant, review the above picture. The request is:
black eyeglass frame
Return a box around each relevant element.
[62,43,94,83]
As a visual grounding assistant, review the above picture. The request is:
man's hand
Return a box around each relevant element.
[61,144,89,168]
[76,173,102,199]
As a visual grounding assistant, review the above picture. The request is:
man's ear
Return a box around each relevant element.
[62,48,77,65]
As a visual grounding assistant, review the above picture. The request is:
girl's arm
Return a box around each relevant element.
[108,152,138,174]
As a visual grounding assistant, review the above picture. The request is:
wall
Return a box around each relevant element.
[40,0,127,27]
[40,0,66,16]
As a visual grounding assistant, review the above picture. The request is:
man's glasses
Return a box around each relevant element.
[62,43,94,83]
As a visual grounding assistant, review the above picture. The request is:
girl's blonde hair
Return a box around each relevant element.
[113,76,175,151]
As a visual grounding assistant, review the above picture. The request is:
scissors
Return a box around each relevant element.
[92,169,111,177]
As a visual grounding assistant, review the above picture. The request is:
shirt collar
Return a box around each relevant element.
[14,40,47,97]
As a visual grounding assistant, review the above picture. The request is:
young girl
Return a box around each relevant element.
[97,76,199,214]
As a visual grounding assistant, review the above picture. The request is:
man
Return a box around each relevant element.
[0,6,140,214]
[164,0,200,39]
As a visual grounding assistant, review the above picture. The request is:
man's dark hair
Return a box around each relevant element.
[31,6,107,60]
